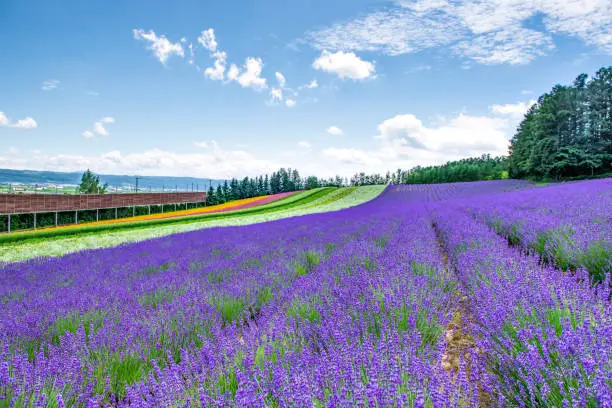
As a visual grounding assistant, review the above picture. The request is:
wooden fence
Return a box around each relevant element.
[0,192,206,214]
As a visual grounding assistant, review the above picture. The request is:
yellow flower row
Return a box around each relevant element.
[39,194,272,231]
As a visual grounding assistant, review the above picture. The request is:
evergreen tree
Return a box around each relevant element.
[206,185,217,205]
[264,174,270,194]
[257,176,264,196]
[305,176,319,190]
[78,169,108,194]
[216,185,225,203]
[508,66,612,179]
[223,181,230,201]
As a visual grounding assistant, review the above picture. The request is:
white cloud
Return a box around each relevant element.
[227,64,240,81]
[204,51,227,80]
[187,43,195,65]
[12,118,38,129]
[376,113,509,154]
[7,147,19,155]
[305,0,612,65]
[196,29,228,81]
[83,116,115,138]
[285,99,296,107]
[0,144,280,179]
[298,141,312,149]
[312,50,376,80]
[197,28,218,52]
[270,88,283,102]
[275,72,286,88]
[230,57,267,90]
[269,72,289,105]
[196,29,268,91]
[193,141,209,148]
[0,111,37,130]
[327,126,344,136]
[520,89,533,95]
[490,99,536,118]
[133,29,184,64]
[41,79,59,91]
[322,110,510,172]
[87,91,100,96]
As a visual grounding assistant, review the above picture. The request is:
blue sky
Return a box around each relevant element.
[0,0,610,178]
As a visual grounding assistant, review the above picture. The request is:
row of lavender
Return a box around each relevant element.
[465,178,612,283]
[0,182,490,407]
[1,179,610,407]
[431,204,611,407]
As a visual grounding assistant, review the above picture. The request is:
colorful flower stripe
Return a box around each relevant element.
[36,191,297,232]
[0,187,381,263]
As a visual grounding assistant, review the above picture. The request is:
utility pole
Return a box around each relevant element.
[135,176,142,193]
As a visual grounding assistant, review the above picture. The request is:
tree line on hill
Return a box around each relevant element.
[343,155,508,186]
[205,168,349,205]
[508,66,612,179]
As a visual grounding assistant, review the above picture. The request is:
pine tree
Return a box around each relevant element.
[216,185,225,203]
[206,185,217,206]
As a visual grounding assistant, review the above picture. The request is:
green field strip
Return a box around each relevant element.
[0,188,332,245]
[0,186,386,263]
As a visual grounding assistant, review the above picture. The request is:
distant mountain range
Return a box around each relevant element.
[0,168,226,191]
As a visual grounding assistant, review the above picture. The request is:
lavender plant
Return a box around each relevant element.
[1,178,610,407]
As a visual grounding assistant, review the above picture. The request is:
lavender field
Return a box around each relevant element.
[1,179,610,407]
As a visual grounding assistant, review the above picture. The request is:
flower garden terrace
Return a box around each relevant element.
[0,179,610,407]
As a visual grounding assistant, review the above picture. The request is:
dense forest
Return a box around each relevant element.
[508,66,612,179]
[398,155,507,184]
[342,155,508,186]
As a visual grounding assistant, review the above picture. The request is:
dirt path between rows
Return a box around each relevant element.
[432,221,495,408]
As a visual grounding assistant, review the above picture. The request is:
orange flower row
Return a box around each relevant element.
[37,194,277,232]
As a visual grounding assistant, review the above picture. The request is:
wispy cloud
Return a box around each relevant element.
[299,79,319,90]
[305,0,612,65]
[405,65,432,74]
[41,79,59,91]
[297,141,312,149]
